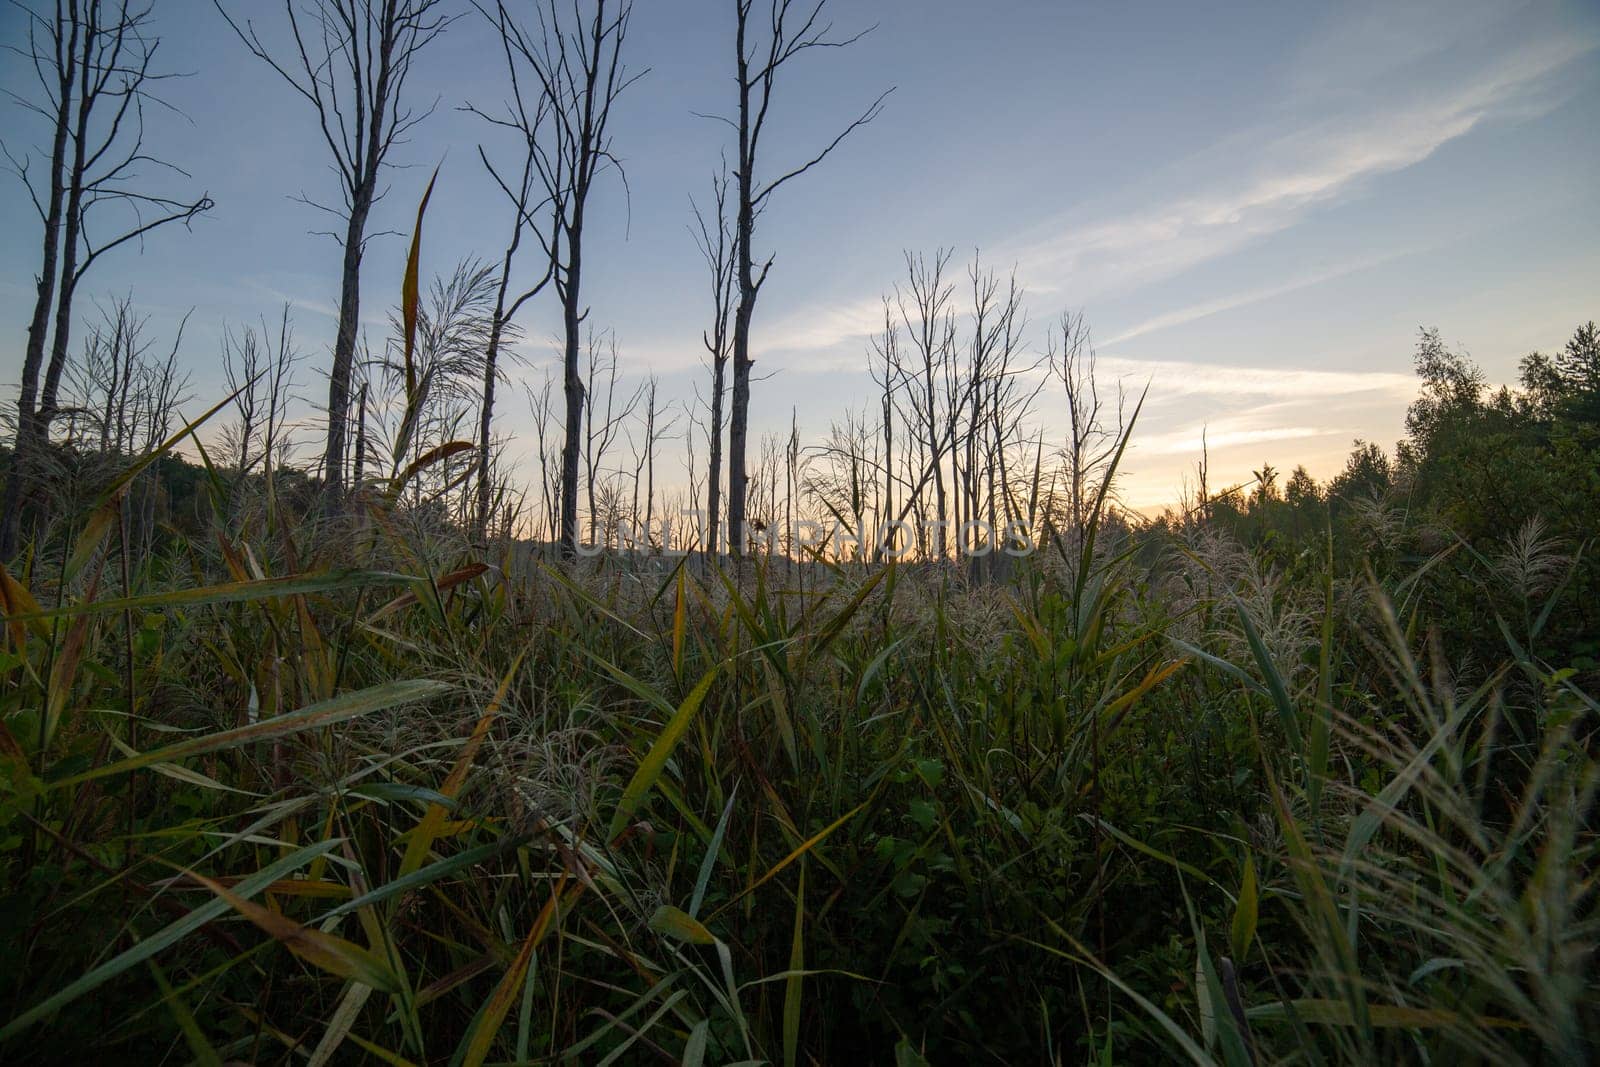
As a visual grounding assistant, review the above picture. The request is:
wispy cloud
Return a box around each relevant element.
[1093,354,1415,401]
[758,294,887,361]
[1133,423,1326,458]
[1117,408,1358,508]
[1011,32,1595,299]
[1284,0,1516,99]
[1097,249,1415,346]
[244,279,340,323]
[757,18,1595,362]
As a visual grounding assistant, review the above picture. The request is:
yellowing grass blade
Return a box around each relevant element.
[0,562,49,643]
[783,865,806,1067]
[1101,658,1188,733]
[367,563,489,624]
[399,653,523,878]
[608,664,721,841]
[308,982,376,1067]
[109,735,260,796]
[648,904,717,945]
[712,802,866,920]
[458,875,575,1067]
[189,871,401,992]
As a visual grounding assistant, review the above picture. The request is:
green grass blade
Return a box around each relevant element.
[49,679,452,790]
[690,785,737,919]
[1232,595,1303,754]
[4,569,413,623]
[0,839,342,1041]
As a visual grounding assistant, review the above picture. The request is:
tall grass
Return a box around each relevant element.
[1,425,1591,1064]
[0,193,1591,1063]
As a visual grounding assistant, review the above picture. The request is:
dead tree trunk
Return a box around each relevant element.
[465,1,559,542]
[691,166,735,556]
[4,1,211,557]
[723,0,889,554]
[216,0,448,506]
[495,0,640,557]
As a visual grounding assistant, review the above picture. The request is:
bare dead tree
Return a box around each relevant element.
[1192,428,1211,528]
[682,398,702,550]
[626,375,677,545]
[349,340,378,495]
[62,292,148,456]
[524,372,560,544]
[214,0,450,505]
[131,314,188,555]
[580,329,639,545]
[961,259,1000,536]
[803,405,876,557]
[57,295,191,555]
[982,274,1040,576]
[746,429,785,556]
[2,0,213,556]
[785,408,798,564]
[986,308,1042,540]
[894,248,957,557]
[221,324,263,478]
[690,162,735,555]
[491,0,642,557]
[464,0,561,542]
[867,300,898,558]
[258,305,300,507]
[843,250,1045,570]
[1052,311,1125,544]
[721,0,891,554]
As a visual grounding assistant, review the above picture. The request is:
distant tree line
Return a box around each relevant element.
[1171,322,1600,675]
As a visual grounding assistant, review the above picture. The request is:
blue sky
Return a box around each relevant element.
[1,0,1597,508]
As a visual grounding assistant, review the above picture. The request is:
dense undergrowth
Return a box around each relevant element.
[2,319,1598,1064]
[0,429,1595,1065]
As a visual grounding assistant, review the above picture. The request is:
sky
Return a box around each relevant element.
[1,0,1597,511]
